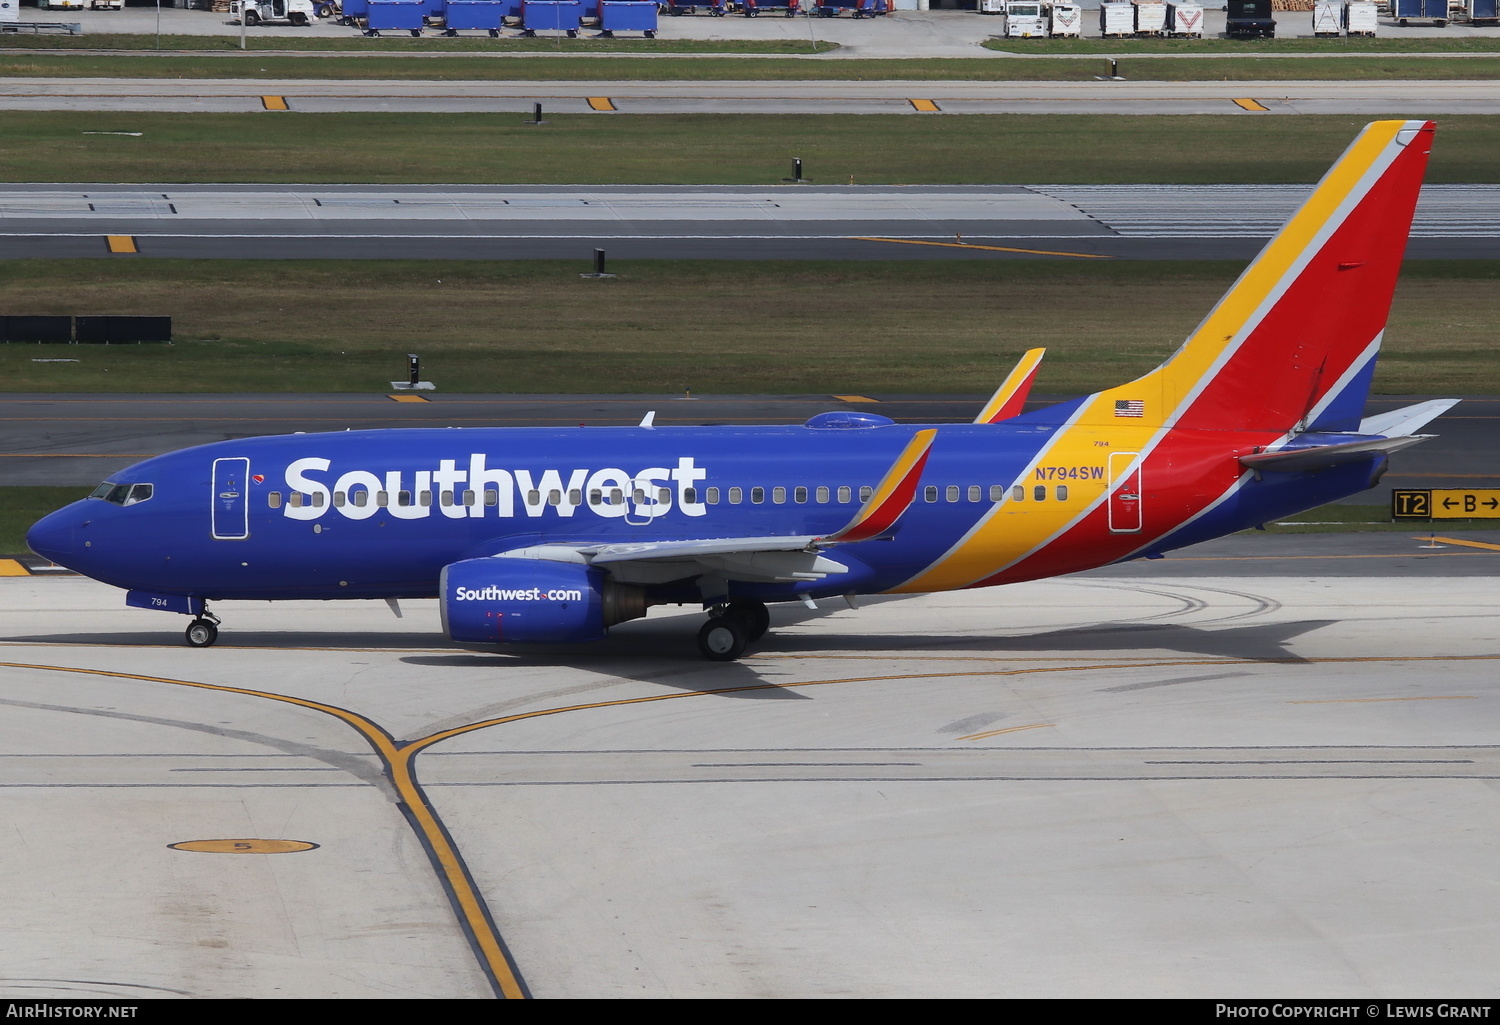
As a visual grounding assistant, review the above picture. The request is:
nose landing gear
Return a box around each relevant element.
[185,607,222,648]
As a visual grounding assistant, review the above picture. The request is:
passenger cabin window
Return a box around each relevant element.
[268,492,283,509]
[1056,485,1069,501]
[772,487,786,505]
[816,486,829,504]
[924,486,938,503]
[706,487,720,504]
[751,487,765,505]
[859,486,873,502]
[729,487,743,505]
[1033,485,1047,502]
[794,486,808,504]
[838,486,852,504]
[990,485,1004,502]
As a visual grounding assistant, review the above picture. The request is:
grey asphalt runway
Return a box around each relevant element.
[2,393,1492,506]
[5,183,1498,260]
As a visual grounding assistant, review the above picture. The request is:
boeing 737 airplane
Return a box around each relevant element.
[28,120,1454,661]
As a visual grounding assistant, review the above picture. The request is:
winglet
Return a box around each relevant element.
[974,348,1045,424]
[822,429,937,544]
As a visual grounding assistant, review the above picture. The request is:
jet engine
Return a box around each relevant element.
[440,557,646,645]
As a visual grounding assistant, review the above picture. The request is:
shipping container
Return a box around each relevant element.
[1395,0,1447,24]
[1133,0,1166,34]
[1312,0,1342,33]
[1469,0,1499,24]
[1099,0,1135,35]
[1049,2,1082,35]
[1166,2,1203,35]
[1344,0,1378,32]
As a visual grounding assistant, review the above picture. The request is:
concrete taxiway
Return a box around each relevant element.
[3,546,1500,998]
[4,182,1498,261]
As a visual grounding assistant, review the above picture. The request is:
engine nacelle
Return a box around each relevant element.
[440,557,645,645]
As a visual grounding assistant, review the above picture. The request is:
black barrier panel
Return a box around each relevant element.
[4,316,72,343]
[74,316,172,343]
[109,316,172,343]
[74,316,110,344]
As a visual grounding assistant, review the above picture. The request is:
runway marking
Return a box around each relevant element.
[104,235,136,254]
[832,394,879,403]
[260,96,289,111]
[388,394,430,403]
[852,237,1112,259]
[957,723,1053,741]
[1418,535,1500,552]
[1233,98,1271,112]
[0,559,29,577]
[586,97,616,111]
[908,99,941,112]
[0,452,155,457]
[0,661,530,1001]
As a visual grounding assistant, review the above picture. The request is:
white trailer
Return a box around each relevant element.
[1166,1,1203,34]
[1133,0,1167,33]
[1313,0,1343,33]
[980,0,1004,13]
[36,0,85,9]
[1049,1,1083,34]
[1003,0,1048,35]
[89,0,123,8]
[1344,0,1379,30]
[1099,0,1135,34]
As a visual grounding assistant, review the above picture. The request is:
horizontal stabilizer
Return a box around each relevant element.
[974,348,1046,424]
[1357,398,1459,438]
[1239,434,1433,472]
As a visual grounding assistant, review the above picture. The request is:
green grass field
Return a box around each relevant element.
[5,112,1500,184]
[2,259,1495,396]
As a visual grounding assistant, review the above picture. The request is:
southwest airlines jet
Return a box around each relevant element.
[28,120,1453,661]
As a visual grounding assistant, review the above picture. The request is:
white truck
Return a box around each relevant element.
[1003,0,1048,36]
[231,0,319,25]
[1166,1,1203,34]
[1049,2,1082,34]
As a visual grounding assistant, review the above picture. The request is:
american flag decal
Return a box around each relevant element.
[1114,399,1145,418]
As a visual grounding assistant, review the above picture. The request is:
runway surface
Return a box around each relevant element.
[4,182,1498,260]
[4,552,1500,997]
[2,392,1494,498]
[11,75,1500,116]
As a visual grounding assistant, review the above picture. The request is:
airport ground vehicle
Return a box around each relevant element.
[1226,0,1276,36]
[28,122,1448,662]
[231,0,318,24]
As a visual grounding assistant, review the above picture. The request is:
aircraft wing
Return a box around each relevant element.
[488,429,940,593]
[495,537,850,587]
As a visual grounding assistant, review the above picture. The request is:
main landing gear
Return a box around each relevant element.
[696,600,771,661]
[185,607,221,648]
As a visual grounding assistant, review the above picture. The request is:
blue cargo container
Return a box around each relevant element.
[1395,0,1447,23]
[417,0,444,16]
[338,0,368,22]
[520,0,582,33]
[597,0,656,34]
[444,0,505,32]
[365,0,425,32]
[1471,0,1500,23]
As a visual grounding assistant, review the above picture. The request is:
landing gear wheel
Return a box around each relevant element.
[698,617,747,661]
[724,600,770,642]
[185,619,218,648]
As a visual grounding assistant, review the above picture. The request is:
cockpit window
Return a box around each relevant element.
[89,482,153,506]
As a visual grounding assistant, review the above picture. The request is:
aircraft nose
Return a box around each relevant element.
[26,506,76,567]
